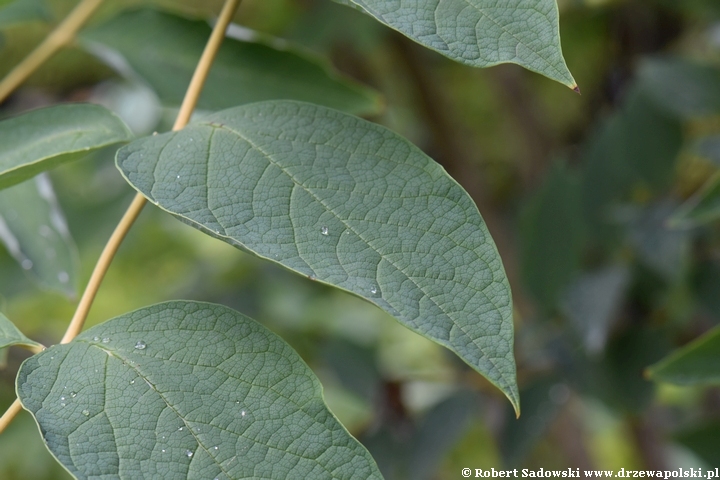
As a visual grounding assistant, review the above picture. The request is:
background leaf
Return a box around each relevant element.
[0,311,40,351]
[0,174,78,297]
[17,301,381,479]
[646,326,720,385]
[0,104,132,191]
[0,0,49,28]
[335,0,576,88]
[116,100,518,413]
[82,9,383,116]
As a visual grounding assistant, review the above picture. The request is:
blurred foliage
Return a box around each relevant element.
[2,0,720,478]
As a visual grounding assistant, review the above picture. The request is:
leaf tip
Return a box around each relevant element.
[572,84,581,95]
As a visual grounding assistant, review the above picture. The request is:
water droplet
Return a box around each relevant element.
[101,337,110,343]
[60,396,66,401]
[176,175,180,179]
[82,409,90,416]
[370,286,378,295]
[162,449,166,453]
[178,427,183,431]
[70,392,77,398]
[58,271,69,283]
[241,410,246,417]
[185,450,193,458]
[213,446,218,450]
[320,226,329,236]
[152,131,158,136]
[93,336,100,342]
[134,340,147,350]
[21,259,33,270]
[60,402,66,407]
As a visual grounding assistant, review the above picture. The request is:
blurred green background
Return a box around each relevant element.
[1,0,720,478]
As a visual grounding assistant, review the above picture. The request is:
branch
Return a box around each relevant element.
[0,0,104,104]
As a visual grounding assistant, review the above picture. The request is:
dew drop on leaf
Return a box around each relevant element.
[134,340,147,350]
[320,226,329,236]
[82,409,89,416]
[185,450,193,458]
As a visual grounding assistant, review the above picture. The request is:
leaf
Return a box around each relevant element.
[335,0,576,88]
[638,57,720,119]
[81,9,383,116]
[646,326,720,386]
[560,265,630,354]
[0,0,50,28]
[0,310,41,351]
[669,173,720,227]
[116,100,519,413]
[17,301,382,479]
[0,104,133,191]
[0,174,78,296]
[673,421,720,466]
[520,162,585,310]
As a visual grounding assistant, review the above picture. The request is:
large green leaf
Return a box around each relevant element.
[0,104,133,191]
[116,100,518,412]
[646,326,720,386]
[0,174,78,296]
[82,9,383,116]
[0,311,41,351]
[17,301,382,479]
[335,0,576,88]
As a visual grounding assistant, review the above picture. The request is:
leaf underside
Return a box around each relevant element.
[335,0,576,88]
[17,301,382,479]
[116,100,519,412]
[0,104,133,191]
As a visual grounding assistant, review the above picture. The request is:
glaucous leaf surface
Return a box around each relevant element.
[0,104,133,190]
[647,326,720,386]
[0,311,41,351]
[0,174,78,296]
[17,301,381,479]
[116,101,519,412]
[335,0,576,88]
[82,9,383,116]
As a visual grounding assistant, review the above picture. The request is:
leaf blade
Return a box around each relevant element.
[336,0,576,88]
[116,100,519,412]
[0,174,78,296]
[17,301,382,479]
[0,311,41,351]
[646,326,720,386]
[82,9,383,116]
[0,104,133,190]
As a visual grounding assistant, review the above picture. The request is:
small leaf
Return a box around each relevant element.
[116,100,519,413]
[82,9,383,115]
[0,104,133,190]
[0,311,41,351]
[646,326,720,386]
[17,301,382,479]
[335,0,576,88]
[0,174,78,296]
